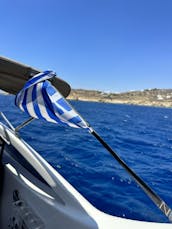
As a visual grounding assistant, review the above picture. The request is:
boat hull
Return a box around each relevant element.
[0,123,171,228]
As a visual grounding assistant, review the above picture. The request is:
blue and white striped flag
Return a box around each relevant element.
[15,70,89,129]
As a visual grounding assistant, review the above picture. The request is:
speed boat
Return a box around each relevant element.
[0,56,171,228]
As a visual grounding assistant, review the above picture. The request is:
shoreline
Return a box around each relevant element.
[1,89,172,109]
[68,88,172,108]
[68,97,172,108]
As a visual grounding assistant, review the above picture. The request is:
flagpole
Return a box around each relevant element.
[15,117,35,132]
[88,127,172,222]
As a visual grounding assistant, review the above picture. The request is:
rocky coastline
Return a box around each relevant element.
[68,88,172,108]
[1,88,172,108]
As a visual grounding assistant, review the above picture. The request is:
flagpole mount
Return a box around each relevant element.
[15,117,35,133]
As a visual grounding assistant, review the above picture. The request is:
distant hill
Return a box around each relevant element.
[68,88,172,108]
[1,87,172,108]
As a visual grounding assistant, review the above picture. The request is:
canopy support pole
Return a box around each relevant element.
[0,112,15,131]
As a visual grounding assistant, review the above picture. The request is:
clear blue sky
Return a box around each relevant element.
[0,0,172,92]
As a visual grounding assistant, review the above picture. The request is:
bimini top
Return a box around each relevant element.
[0,56,71,98]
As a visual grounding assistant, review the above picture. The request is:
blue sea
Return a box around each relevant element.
[1,94,172,223]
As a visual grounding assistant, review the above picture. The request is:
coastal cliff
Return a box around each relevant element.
[68,88,172,108]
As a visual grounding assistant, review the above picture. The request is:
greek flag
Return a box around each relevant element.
[15,70,89,129]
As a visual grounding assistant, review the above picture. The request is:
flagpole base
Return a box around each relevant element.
[15,117,35,132]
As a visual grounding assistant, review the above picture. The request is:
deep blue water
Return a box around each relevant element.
[1,94,172,223]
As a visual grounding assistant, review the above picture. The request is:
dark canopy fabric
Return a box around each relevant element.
[0,56,71,98]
